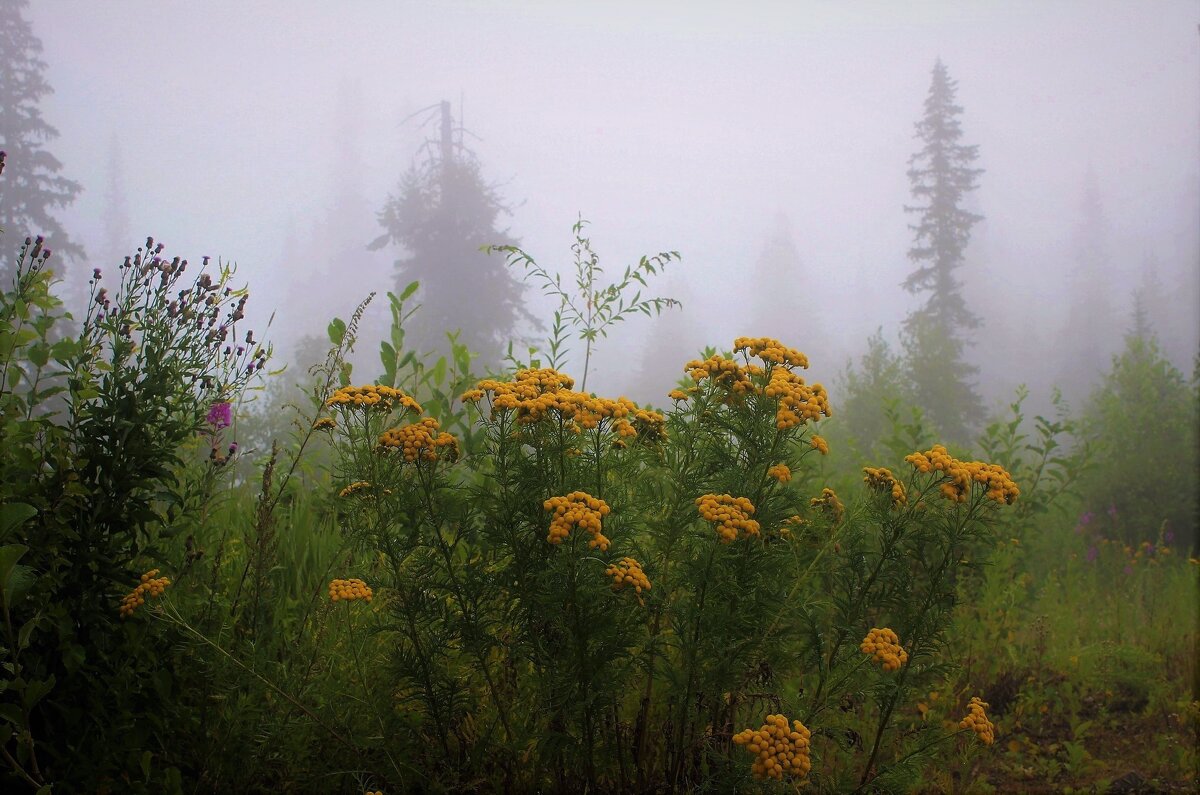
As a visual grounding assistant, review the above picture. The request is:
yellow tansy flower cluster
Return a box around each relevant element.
[461,367,575,409]
[463,369,665,442]
[605,557,651,596]
[685,354,759,396]
[326,384,422,413]
[905,445,1019,504]
[960,696,995,744]
[861,627,909,671]
[339,480,371,497]
[684,345,832,431]
[733,336,810,369]
[731,714,813,780]
[696,494,760,543]
[809,487,844,524]
[620,405,667,442]
[764,368,832,429]
[329,578,373,603]
[377,417,460,463]
[119,569,171,618]
[767,463,791,483]
[810,434,829,455]
[543,491,612,551]
[862,466,908,508]
[312,416,336,430]
[780,515,808,537]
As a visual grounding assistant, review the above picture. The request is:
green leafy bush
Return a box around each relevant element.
[1079,331,1198,549]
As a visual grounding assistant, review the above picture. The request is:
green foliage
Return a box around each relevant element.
[831,327,922,461]
[0,220,270,788]
[1079,330,1199,548]
[375,281,484,453]
[901,310,984,444]
[488,216,681,392]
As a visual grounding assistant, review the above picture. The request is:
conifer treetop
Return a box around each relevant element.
[0,0,84,277]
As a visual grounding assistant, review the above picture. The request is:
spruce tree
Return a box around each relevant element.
[0,0,82,282]
[370,102,536,370]
[900,59,984,441]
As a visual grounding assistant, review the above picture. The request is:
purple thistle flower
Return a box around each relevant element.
[1165,531,1175,544]
[206,401,232,429]
[1085,545,1098,564]
[1107,504,1118,519]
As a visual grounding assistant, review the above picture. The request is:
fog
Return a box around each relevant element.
[21,0,1200,412]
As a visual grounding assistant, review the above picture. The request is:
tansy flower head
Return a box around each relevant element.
[543,491,612,550]
[733,337,810,369]
[605,557,652,602]
[684,353,757,397]
[463,370,665,442]
[905,445,1018,505]
[861,627,908,671]
[780,514,808,537]
[763,368,832,429]
[119,569,171,618]
[863,466,907,508]
[731,714,812,780]
[327,384,422,414]
[767,463,791,483]
[313,416,336,430]
[377,417,460,463]
[339,480,371,498]
[959,696,995,745]
[810,487,844,524]
[696,493,760,543]
[810,434,829,455]
[329,578,373,603]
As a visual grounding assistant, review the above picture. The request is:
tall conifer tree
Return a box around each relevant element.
[371,101,535,370]
[901,59,984,441]
[0,0,82,281]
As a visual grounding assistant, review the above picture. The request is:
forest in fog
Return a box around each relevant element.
[1,1,1197,792]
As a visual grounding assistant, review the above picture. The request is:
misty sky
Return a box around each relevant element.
[25,0,1200,404]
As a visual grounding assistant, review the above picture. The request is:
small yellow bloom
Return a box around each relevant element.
[959,696,995,745]
[339,480,371,498]
[767,463,791,483]
[861,627,908,671]
[605,557,652,603]
[731,713,812,780]
[119,569,171,618]
[329,578,373,603]
[696,493,760,543]
[543,492,612,550]
[810,487,844,523]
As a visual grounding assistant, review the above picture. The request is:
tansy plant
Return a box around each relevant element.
[311,334,1017,792]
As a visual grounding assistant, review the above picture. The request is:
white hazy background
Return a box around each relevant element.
[29,0,1200,407]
